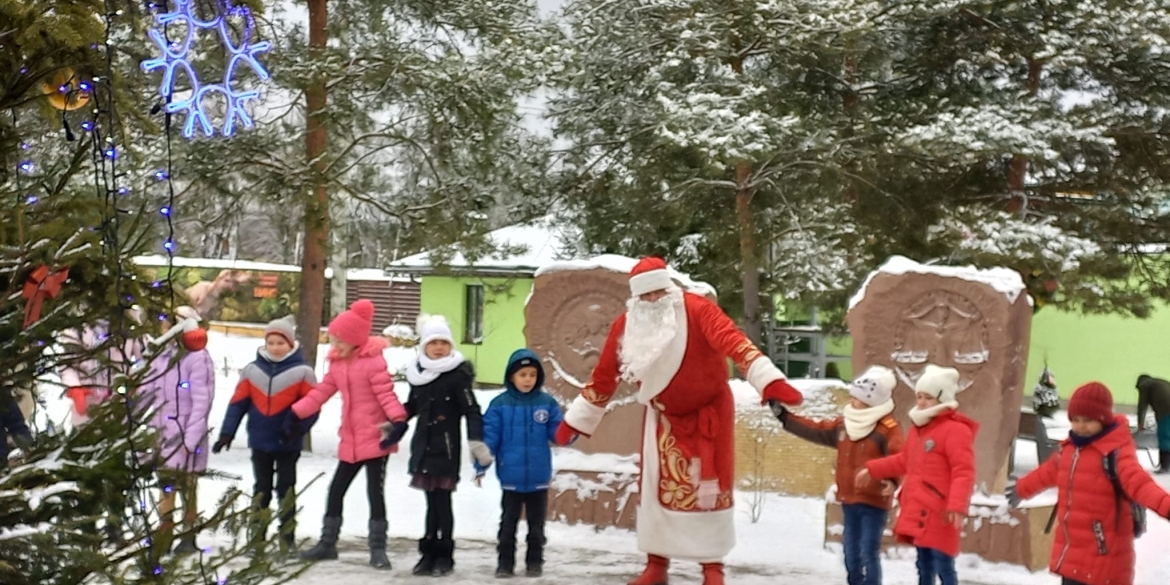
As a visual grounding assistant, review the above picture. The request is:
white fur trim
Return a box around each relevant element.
[634,300,688,404]
[563,394,606,437]
[629,269,673,297]
[175,305,201,322]
[745,356,785,393]
[636,408,734,561]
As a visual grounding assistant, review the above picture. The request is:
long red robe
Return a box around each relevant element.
[563,292,787,561]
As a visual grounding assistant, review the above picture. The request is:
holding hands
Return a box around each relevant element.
[761,379,803,407]
[1004,476,1021,509]
[282,413,308,443]
[469,440,494,467]
[553,421,579,446]
[379,420,409,450]
[855,467,872,488]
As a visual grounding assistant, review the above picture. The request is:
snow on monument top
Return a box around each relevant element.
[536,254,717,297]
[848,255,1029,310]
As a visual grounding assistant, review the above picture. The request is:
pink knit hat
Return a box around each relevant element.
[328,299,375,347]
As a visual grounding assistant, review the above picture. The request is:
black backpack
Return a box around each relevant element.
[1043,450,1147,538]
[1102,450,1147,538]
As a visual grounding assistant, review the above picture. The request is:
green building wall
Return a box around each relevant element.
[1024,304,1170,405]
[418,275,532,386]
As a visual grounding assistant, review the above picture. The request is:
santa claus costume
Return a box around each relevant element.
[555,257,803,585]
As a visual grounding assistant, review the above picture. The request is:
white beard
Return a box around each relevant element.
[619,287,684,383]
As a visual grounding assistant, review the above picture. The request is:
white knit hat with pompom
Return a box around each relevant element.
[417,314,454,347]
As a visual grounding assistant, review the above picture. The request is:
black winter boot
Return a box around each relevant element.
[413,538,438,575]
[368,520,391,569]
[432,539,455,576]
[497,538,516,577]
[1159,450,1170,474]
[299,517,341,561]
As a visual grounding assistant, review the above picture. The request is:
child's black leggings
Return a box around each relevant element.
[425,489,454,539]
[324,456,387,521]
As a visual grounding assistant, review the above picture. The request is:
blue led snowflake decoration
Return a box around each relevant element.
[142,0,271,138]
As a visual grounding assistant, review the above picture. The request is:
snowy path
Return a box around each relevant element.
[294,535,837,584]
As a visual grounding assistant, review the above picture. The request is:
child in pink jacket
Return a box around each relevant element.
[291,300,408,569]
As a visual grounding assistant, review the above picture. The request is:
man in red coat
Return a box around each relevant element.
[554,257,804,585]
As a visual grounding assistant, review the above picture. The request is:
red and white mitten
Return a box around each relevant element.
[554,421,580,446]
[761,378,803,406]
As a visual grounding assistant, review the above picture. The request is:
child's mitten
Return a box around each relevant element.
[379,420,409,449]
[468,440,493,467]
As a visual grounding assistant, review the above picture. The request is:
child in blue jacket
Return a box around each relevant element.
[475,348,563,578]
[211,317,318,552]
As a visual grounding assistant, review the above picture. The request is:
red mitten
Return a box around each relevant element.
[66,387,91,416]
[554,421,580,446]
[181,328,208,351]
[761,379,803,406]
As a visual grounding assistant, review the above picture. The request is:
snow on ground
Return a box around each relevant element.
[32,331,1170,584]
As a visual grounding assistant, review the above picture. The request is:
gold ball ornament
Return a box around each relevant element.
[41,69,91,111]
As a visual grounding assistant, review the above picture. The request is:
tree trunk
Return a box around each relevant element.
[735,162,761,345]
[1007,58,1043,212]
[330,204,349,318]
[299,0,329,373]
[726,50,762,346]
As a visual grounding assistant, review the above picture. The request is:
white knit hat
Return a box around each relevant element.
[417,314,455,347]
[849,365,897,407]
[915,364,961,404]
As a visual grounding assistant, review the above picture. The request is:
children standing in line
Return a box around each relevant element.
[138,307,215,555]
[405,315,492,577]
[774,365,904,585]
[856,364,977,585]
[475,348,564,578]
[212,316,318,553]
[1008,382,1170,585]
[290,300,409,569]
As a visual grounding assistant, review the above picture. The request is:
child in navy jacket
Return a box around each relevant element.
[212,317,317,552]
[476,348,564,578]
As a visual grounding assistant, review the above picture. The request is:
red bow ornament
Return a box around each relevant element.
[22,265,70,329]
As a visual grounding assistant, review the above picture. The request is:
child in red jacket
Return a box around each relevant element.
[856,364,977,585]
[1007,382,1170,585]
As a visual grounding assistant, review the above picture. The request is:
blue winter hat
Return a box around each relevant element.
[505,348,545,392]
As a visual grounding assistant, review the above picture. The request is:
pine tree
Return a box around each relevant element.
[1,2,309,583]
[547,0,879,335]
[153,0,554,363]
[550,0,1170,326]
[856,0,1170,318]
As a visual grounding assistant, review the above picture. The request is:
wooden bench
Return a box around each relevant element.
[1009,408,1060,473]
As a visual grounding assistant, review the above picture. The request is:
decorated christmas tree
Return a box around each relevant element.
[1,1,307,583]
[1032,366,1060,419]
